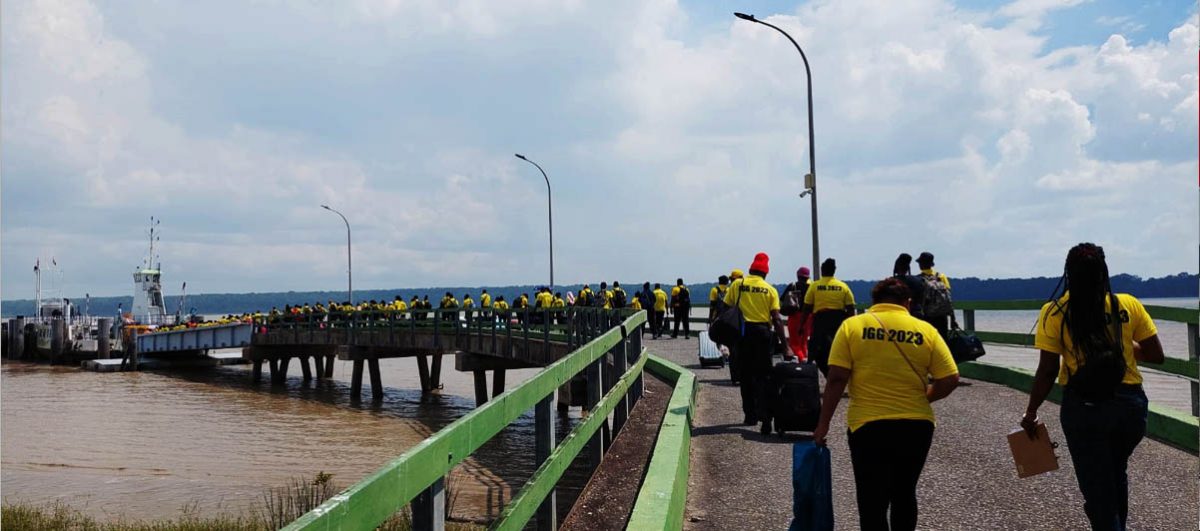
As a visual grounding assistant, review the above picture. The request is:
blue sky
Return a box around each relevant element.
[2,0,1197,299]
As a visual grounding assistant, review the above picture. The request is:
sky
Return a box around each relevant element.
[2,0,1197,300]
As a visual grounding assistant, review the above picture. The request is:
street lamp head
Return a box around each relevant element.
[734,12,756,21]
[321,204,331,210]
[514,153,527,160]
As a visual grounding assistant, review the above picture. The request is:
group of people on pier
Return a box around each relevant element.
[711,245,1162,531]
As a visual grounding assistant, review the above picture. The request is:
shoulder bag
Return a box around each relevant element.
[868,312,928,390]
[708,282,744,346]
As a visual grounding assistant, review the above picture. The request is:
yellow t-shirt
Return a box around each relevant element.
[653,289,668,311]
[536,292,553,308]
[803,276,855,313]
[1034,292,1157,386]
[462,297,474,308]
[829,304,958,432]
[494,300,510,311]
[481,293,492,308]
[709,285,727,303]
[723,275,780,323]
[631,298,643,310]
[552,297,565,308]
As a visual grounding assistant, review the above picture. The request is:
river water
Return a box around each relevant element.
[1,353,588,523]
[2,297,1194,523]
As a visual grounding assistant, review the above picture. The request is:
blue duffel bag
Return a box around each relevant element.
[790,441,833,531]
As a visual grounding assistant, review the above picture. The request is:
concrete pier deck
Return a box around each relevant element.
[647,335,1198,530]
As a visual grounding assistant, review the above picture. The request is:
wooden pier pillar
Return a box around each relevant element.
[368,358,384,401]
[417,354,432,394]
[324,355,335,378]
[275,357,291,385]
[12,318,25,360]
[430,353,443,390]
[50,318,65,361]
[350,359,365,399]
[97,318,112,359]
[300,356,313,381]
[492,369,506,398]
[473,370,489,407]
[252,359,263,382]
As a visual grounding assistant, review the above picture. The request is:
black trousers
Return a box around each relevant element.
[807,311,848,376]
[736,323,775,422]
[1060,385,1147,530]
[848,419,935,531]
[920,314,950,339]
[651,310,666,337]
[672,307,691,337]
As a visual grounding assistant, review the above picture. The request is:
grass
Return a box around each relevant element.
[3,472,484,531]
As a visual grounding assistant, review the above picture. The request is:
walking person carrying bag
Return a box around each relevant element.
[813,278,959,531]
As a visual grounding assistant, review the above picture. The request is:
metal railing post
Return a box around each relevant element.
[534,394,556,531]
[612,325,629,433]
[963,309,975,332]
[585,357,603,469]
[412,476,446,531]
[1189,323,1198,416]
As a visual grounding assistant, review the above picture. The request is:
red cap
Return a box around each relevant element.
[750,252,770,275]
[798,266,810,277]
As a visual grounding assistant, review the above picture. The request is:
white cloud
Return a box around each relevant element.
[1,0,1196,299]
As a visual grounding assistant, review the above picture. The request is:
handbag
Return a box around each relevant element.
[707,282,744,346]
[946,323,986,363]
[790,441,834,531]
[781,283,804,316]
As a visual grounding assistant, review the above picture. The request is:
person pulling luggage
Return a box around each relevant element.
[722,253,788,435]
[799,258,856,376]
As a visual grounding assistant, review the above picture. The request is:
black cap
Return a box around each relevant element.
[917,252,935,266]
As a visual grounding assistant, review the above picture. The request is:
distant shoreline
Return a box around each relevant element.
[3,273,1195,318]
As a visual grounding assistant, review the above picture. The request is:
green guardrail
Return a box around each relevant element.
[627,355,698,531]
[958,361,1198,454]
[283,310,648,530]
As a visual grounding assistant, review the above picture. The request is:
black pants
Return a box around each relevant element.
[672,307,691,337]
[848,419,935,531]
[737,323,775,422]
[651,310,666,337]
[807,311,848,376]
[1060,385,1147,531]
[920,314,950,339]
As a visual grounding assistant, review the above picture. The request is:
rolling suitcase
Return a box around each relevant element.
[698,332,725,368]
[771,360,821,434]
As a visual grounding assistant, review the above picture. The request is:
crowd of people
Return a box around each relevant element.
[705,245,1160,531]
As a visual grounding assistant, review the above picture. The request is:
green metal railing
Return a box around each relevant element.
[284,310,649,531]
[627,356,697,531]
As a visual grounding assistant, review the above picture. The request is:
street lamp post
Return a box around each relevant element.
[321,205,353,304]
[735,12,821,279]
[515,154,554,290]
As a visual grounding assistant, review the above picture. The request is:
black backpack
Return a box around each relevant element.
[612,288,627,308]
[1064,297,1126,402]
[676,286,691,307]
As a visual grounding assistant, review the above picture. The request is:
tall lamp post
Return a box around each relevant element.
[515,153,554,290]
[735,12,821,279]
[321,204,353,304]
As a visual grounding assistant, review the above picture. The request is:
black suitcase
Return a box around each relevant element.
[771,360,821,434]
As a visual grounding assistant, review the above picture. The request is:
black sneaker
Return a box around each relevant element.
[760,420,773,435]
[742,415,757,426]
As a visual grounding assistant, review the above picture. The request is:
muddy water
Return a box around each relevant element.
[1,355,588,523]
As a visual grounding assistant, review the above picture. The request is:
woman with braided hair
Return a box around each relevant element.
[1021,243,1164,530]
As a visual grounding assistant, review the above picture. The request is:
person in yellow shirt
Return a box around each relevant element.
[799,258,856,375]
[670,278,692,338]
[813,277,959,529]
[577,285,594,307]
[631,293,643,311]
[535,287,553,309]
[652,284,668,339]
[493,296,510,313]
[599,282,613,310]
[916,251,954,338]
[1021,243,1163,529]
[552,292,566,308]
[708,275,729,322]
[722,253,787,433]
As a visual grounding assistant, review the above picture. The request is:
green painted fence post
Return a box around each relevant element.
[585,357,603,469]
[534,395,556,531]
[1189,323,1198,416]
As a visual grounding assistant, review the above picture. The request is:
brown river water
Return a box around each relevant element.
[1,355,589,523]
